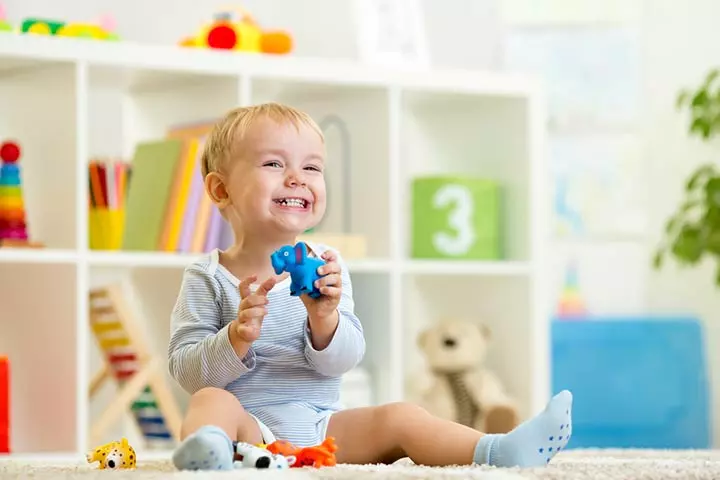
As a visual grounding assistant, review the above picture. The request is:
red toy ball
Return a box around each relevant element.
[0,142,20,164]
[207,24,237,49]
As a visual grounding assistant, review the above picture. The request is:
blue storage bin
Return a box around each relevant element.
[551,317,711,449]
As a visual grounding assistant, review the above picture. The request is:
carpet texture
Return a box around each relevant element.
[1,449,719,479]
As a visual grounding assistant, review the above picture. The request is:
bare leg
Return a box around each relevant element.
[328,391,573,468]
[180,387,262,443]
[327,402,482,466]
[173,387,263,471]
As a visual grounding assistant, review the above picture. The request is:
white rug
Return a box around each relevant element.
[1,449,719,479]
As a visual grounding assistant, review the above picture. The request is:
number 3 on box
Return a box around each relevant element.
[431,184,476,256]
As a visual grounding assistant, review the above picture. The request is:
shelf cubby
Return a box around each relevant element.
[0,61,78,250]
[251,78,392,259]
[400,90,532,262]
[347,271,391,406]
[402,273,543,420]
[0,262,78,453]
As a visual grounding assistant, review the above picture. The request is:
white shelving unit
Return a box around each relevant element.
[0,35,548,457]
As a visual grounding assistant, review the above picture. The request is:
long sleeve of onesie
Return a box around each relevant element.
[304,252,366,377]
[168,264,255,394]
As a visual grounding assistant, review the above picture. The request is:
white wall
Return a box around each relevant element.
[500,0,720,447]
[502,0,720,448]
[638,0,720,447]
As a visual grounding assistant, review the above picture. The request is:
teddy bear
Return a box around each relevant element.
[414,318,520,434]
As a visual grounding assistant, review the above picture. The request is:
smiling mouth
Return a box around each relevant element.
[273,197,310,209]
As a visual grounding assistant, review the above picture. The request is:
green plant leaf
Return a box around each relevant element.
[652,249,664,269]
[658,68,720,286]
[690,117,710,138]
[707,230,720,255]
[705,177,720,207]
[682,198,701,212]
[665,215,679,234]
[671,225,704,264]
[691,88,709,108]
[686,164,716,191]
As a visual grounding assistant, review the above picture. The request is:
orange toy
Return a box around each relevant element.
[265,437,337,468]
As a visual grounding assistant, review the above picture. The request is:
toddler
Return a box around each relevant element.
[168,102,573,470]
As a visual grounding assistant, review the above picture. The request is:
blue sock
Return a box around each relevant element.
[172,425,235,471]
[473,390,573,468]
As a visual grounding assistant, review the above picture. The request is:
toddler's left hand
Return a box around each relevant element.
[301,250,342,321]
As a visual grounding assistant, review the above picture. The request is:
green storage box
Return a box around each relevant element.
[410,176,501,260]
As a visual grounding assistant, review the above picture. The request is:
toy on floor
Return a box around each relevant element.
[180,6,292,54]
[416,319,519,434]
[0,140,42,248]
[271,242,326,299]
[263,437,337,468]
[86,437,137,470]
[234,442,295,469]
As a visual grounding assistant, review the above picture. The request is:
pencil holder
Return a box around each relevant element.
[410,175,501,260]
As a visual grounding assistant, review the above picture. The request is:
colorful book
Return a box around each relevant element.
[121,140,184,251]
[158,139,200,251]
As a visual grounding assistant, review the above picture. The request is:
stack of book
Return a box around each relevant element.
[89,121,234,253]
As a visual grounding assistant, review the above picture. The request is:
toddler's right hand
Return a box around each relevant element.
[234,275,277,344]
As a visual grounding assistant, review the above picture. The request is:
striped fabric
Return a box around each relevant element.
[168,243,366,446]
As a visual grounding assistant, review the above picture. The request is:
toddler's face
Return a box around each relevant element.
[223,116,326,237]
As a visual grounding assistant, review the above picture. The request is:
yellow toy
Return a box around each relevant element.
[86,437,137,470]
[21,17,119,40]
[180,6,292,54]
[0,9,120,40]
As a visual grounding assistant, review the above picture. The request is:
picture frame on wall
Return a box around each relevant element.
[352,0,430,69]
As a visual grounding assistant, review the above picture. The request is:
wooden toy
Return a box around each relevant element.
[0,141,42,248]
[264,437,337,468]
[271,242,327,298]
[411,175,501,260]
[87,437,136,469]
[180,7,292,54]
[88,285,182,448]
[0,356,8,454]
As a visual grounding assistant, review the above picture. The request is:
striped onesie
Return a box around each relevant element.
[168,242,366,447]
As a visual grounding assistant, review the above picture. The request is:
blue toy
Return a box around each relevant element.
[271,242,326,298]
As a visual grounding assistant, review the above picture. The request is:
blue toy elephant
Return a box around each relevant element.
[270,242,326,298]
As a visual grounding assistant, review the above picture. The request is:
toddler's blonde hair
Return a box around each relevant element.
[201,102,324,178]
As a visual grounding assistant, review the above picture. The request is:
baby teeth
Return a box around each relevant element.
[278,198,305,207]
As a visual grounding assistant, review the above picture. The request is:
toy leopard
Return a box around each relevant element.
[86,437,136,470]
